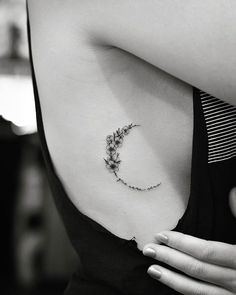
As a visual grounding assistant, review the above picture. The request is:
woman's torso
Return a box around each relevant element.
[28,3,236,294]
[28,2,193,250]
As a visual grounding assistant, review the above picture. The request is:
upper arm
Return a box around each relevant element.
[78,0,236,104]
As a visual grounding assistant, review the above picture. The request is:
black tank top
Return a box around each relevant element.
[26,8,236,295]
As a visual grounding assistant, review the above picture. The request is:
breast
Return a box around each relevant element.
[32,27,193,249]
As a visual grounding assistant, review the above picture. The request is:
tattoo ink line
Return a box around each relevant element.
[104,123,161,191]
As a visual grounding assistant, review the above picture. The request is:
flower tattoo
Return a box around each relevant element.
[104,123,161,191]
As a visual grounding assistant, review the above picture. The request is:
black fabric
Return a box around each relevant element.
[26,6,236,294]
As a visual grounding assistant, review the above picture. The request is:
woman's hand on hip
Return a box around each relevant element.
[143,231,236,294]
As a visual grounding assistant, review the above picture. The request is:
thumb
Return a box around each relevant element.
[229,187,236,218]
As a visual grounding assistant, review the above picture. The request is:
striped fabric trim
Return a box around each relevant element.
[200,90,236,164]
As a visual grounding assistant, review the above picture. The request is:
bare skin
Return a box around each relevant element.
[144,228,236,294]
[28,1,236,293]
[28,1,193,249]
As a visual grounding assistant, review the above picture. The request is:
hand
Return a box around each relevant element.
[142,188,236,294]
[229,188,236,218]
[143,231,236,294]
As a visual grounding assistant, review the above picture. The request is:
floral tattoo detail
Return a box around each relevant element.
[104,123,161,191]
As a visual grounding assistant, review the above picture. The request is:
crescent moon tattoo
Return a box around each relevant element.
[104,123,161,191]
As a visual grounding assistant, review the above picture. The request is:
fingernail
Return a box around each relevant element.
[233,187,236,197]
[147,266,162,279]
[143,247,156,258]
[156,233,169,244]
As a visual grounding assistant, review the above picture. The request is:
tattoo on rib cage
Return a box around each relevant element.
[104,123,161,191]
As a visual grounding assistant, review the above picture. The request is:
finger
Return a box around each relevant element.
[229,187,236,218]
[143,244,236,291]
[147,265,233,295]
[155,231,236,269]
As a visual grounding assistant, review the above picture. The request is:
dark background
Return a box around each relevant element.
[0,1,78,294]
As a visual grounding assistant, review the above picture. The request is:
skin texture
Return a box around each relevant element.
[143,188,236,294]
[28,0,193,249]
[29,0,236,104]
[73,0,236,105]
[28,1,236,293]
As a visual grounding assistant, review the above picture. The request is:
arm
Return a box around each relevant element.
[79,0,236,104]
